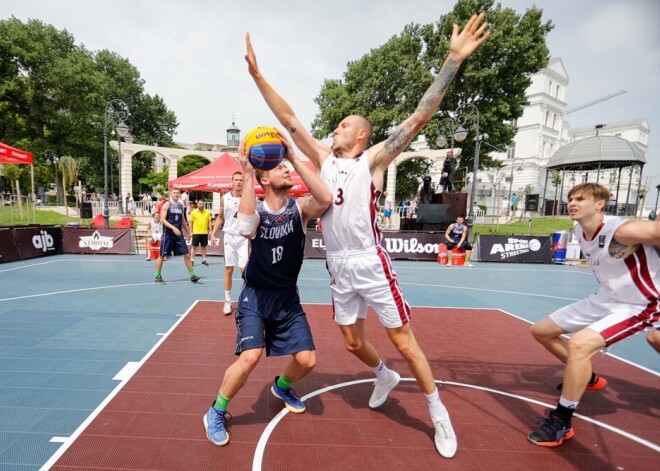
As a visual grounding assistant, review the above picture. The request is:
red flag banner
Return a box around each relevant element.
[0,142,33,164]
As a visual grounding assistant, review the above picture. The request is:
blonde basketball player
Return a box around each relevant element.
[528,183,660,446]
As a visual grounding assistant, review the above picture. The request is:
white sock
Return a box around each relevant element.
[559,396,579,410]
[425,388,449,421]
[224,290,231,301]
[371,361,390,382]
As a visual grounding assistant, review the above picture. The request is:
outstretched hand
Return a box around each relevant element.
[450,13,491,60]
[245,33,260,77]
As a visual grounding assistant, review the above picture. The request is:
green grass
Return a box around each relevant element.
[474,217,574,237]
[0,206,113,227]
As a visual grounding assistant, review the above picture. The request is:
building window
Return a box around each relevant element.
[548,80,553,94]
[552,114,557,129]
[545,112,551,127]
[555,84,560,98]
[506,144,516,160]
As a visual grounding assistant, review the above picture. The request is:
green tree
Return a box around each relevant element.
[311,0,552,184]
[58,155,78,217]
[0,17,179,197]
[138,168,169,196]
[177,155,209,177]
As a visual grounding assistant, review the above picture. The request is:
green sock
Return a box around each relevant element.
[277,375,293,390]
[156,271,161,277]
[188,268,195,276]
[213,391,231,412]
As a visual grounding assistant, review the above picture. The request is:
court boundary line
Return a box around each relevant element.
[38,300,201,471]
[252,378,660,471]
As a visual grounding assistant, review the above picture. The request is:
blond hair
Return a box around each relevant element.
[567,183,611,204]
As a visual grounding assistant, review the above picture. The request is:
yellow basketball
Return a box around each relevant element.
[244,126,287,170]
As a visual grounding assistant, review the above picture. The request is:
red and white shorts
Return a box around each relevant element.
[550,292,660,346]
[326,246,411,328]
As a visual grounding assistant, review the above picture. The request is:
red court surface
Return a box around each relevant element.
[50,302,659,470]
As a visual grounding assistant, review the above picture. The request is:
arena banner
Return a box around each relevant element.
[305,231,443,260]
[13,226,62,260]
[477,235,552,263]
[0,228,21,263]
[62,228,135,254]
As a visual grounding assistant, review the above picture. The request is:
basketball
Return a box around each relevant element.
[244,126,287,170]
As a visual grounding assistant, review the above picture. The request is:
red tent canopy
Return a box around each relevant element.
[169,153,311,197]
[0,142,33,164]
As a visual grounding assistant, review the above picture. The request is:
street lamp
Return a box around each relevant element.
[44,150,59,205]
[115,125,131,214]
[103,99,130,228]
[507,158,523,216]
[453,104,482,243]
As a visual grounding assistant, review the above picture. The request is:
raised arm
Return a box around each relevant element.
[236,141,259,239]
[279,132,332,224]
[369,13,490,172]
[615,220,660,247]
[245,33,331,168]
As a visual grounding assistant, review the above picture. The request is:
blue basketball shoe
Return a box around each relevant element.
[203,404,231,446]
[271,376,306,413]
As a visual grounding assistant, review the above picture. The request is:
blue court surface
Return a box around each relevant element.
[0,255,658,470]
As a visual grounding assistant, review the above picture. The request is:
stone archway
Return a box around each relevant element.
[109,141,237,212]
[384,148,461,203]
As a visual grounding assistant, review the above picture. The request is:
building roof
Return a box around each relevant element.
[546,136,646,170]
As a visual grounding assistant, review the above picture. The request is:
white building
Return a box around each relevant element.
[414,57,650,216]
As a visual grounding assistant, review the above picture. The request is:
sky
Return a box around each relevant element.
[3,0,659,191]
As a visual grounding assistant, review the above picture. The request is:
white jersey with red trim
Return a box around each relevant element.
[320,152,382,253]
[576,215,660,305]
[222,192,241,236]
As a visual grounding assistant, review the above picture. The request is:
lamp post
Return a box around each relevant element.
[506,158,523,216]
[103,99,130,228]
[116,127,132,214]
[452,103,482,244]
[44,150,59,205]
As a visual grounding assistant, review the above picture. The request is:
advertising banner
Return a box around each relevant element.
[62,228,136,254]
[477,235,552,263]
[0,228,21,263]
[13,226,62,259]
[305,231,443,260]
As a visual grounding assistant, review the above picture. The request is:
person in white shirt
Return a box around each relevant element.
[245,13,490,459]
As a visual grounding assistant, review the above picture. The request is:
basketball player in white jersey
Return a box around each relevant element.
[527,183,659,447]
[245,13,490,458]
[211,172,248,315]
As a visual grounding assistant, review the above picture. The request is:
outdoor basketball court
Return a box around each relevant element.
[0,255,658,470]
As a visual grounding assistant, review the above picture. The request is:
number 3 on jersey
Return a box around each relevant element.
[334,187,344,206]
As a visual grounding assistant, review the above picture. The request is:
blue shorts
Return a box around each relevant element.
[160,234,189,257]
[235,284,315,357]
[384,209,392,218]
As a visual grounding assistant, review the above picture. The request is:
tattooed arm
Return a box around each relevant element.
[369,13,490,176]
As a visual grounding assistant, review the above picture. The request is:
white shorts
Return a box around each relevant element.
[326,247,411,329]
[550,292,660,346]
[224,233,248,268]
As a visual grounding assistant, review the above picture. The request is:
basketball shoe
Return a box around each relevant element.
[557,374,607,392]
[271,377,306,413]
[369,370,400,408]
[433,414,458,458]
[203,405,231,446]
[527,413,574,447]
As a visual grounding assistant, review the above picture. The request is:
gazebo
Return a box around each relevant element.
[543,136,646,216]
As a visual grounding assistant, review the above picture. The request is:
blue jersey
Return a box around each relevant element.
[164,200,186,237]
[243,197,305,289]
[448,223,467,243]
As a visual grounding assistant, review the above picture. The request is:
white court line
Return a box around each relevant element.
[252,378,660,471]
[0,259,57,273]
[402,282,582,302]
[0,279,224,303]
[39,301,200,471]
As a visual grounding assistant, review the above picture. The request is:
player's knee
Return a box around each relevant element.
[343,338,363,354]
[296,351,316,370]
[529,322,548,342]
[240,349,262,370]
[647,330,660,353]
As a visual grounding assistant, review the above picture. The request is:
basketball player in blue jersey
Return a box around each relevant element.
[245,13,490,458]
[155,188,201,284]
[204,134,332,447]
